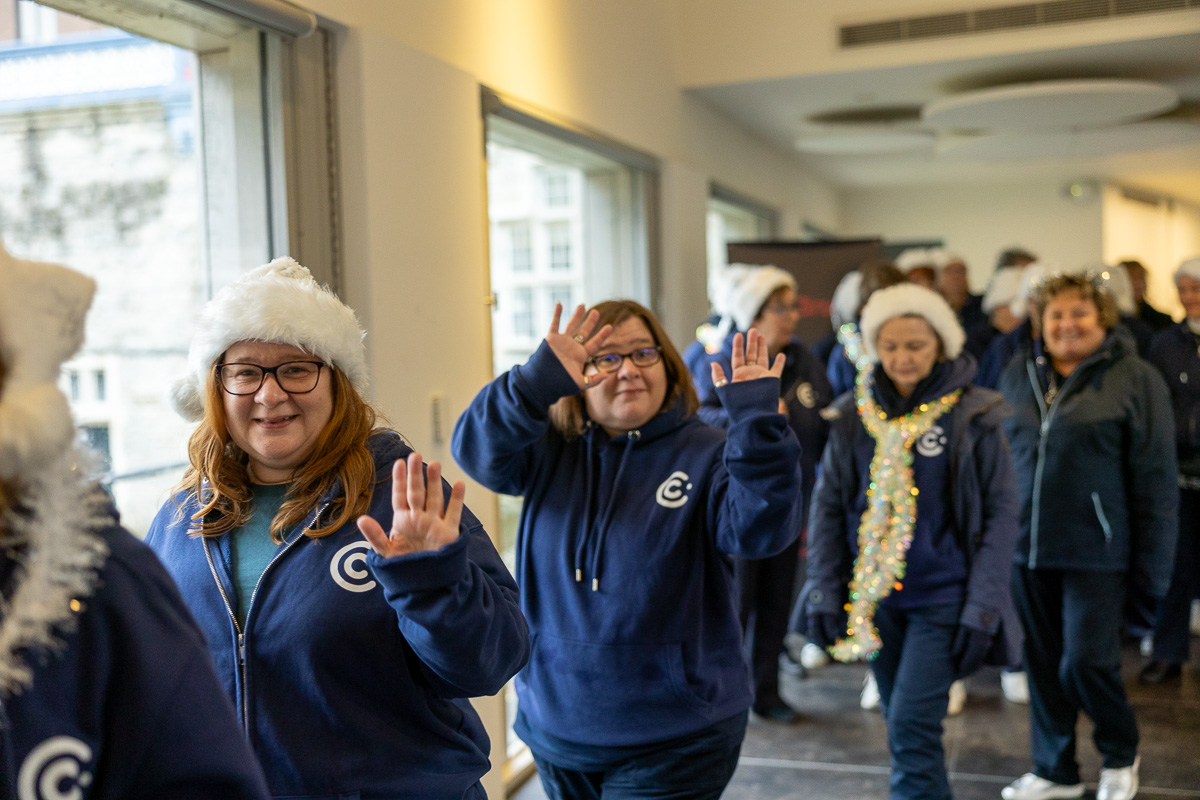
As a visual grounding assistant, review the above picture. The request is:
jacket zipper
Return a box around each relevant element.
[203,501,330,732]
[1090,492,1113,544]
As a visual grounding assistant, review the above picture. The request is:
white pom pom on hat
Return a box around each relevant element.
[170,257,368,422]
[714,263,796,333]
[0,239,96,479]
[858,283,965,363]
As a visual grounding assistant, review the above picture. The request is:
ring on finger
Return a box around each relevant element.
[714,378,728,388]
[573,334,586,344]
[583,374,591,387]
[746,360,757,366]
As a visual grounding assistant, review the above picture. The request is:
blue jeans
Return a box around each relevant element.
[532,717,745,800]
[872,601,962,800]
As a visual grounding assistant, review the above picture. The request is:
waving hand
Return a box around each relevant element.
[710,328,786,388]
[357,452,464,557]
[546,303,613,391]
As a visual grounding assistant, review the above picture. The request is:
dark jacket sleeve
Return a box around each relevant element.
[705,376,803,558]
[959,412,1020,636]
[1126,362,1180,597]
[451,341,580,496]
[106,531,271,800]
[1147,330,1199,452]
[369,495,530,698]
[797,411,856,616]
[694,349,732,429]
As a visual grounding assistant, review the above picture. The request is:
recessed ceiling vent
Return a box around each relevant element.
[840,0,1199,47]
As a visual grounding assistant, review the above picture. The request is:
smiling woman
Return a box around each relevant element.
[452,299,803,799]
[144,256,530,799]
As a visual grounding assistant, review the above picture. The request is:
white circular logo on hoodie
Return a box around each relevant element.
[330,541,377,592]
[655,471,693,508]
[19,736,93,800]
[916,425,948,458]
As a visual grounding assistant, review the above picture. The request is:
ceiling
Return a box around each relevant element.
[687,26,1200,202]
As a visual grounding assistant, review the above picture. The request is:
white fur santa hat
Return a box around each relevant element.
[1009,260,1056,319]
[982,266,1026,314]
[1175,256,1200,283]
[858,283,965,362]
[715,263,796,333]
[170,257,368,421]
[894,247,937,275]
[0,240,96,480]
[830,270,862,328]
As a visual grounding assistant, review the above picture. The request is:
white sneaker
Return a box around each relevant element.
[1002,670,1030,704]
[860,671,880,710]
[799,642,831,670]
[947,679,966,716]
[1097,756,1140,800]
[1000,773,1084,800]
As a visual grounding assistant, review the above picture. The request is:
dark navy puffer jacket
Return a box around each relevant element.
[147,431,528,800]
[451,342,803,748]
[2,512,269,800]
[999,332,1178,596]
[800,355,1023,666]
[1148,322,1200,477]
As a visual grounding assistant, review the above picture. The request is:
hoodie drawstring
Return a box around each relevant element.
[573,427,640,592]
[573,425,597,583]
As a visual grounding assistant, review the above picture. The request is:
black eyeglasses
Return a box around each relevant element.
[215,361,326,395]
[584,346,663,374]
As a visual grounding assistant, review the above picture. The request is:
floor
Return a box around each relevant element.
[511,642,1200,800]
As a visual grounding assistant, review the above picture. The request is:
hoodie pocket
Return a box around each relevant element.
[523,633,714,737]
[1091,492,1113,545]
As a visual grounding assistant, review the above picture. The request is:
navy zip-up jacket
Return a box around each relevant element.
[800,356,1022,665]
[2,513,269,800]
[999,332,1178,596]
[146,431,528,800]
[1148,322,1200,477]
[451,342,803,747]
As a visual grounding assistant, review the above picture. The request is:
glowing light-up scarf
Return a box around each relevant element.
[829,365,962,662]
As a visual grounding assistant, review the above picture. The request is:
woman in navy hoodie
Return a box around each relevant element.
[146,258,529,800]
[452,300,803,799]
[798,284,1021,800]
[1,242,268,800]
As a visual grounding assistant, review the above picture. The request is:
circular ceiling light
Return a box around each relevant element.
[935,120,1200,161]
[922,79,1179,132]
[794,127,936,155]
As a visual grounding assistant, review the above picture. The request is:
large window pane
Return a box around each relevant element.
[0,0,306,534]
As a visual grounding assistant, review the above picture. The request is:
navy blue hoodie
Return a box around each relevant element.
[146,431,528,800]
[451,342,803,747]
[2,512,269,800]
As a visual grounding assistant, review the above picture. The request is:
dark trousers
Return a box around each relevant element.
[532,722,744,800]
[736,537,801,709]
[1012,567,1139,785]
[872,601,961,800]
[1152,487,1200,664]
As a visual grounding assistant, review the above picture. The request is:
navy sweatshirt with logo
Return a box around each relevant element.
[451,342,803,748]
[146,431,528,800]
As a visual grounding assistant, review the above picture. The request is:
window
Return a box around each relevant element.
[706,187,777,312]
[508,222,532,272]
[547,284,573,312]
[510,286,535,338]
[542,168,569,207]
[2,1,335,534]
[547,222,571,271]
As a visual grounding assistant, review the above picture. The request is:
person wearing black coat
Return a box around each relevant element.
[998,272,1178,800]
[1140,256,1200,686]
[798,284,1020,800]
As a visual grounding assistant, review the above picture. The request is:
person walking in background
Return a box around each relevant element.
[895,247,938,290]
[828,259,909,396]
[934,250,987,330]
[977,261,1050,390]
[799,284,1021,800]
[999,271,1177,800]
[452,300,802,799]
[692,264,833,721]
[1122,259,1174,333]
[0,240,269,800]
[964,265,1026,360]
[1140,255,1200,686]
[147,258,528,799]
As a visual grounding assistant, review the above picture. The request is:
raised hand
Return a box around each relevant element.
[357,452,464,557]
[710,328,786,388]
[545,303,613,391]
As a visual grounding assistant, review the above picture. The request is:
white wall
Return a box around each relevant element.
[841,180,1105,290]
[1103,185,1200,320]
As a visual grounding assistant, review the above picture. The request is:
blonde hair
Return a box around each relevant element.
[174,364,379,542]
[548,300,699,439]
